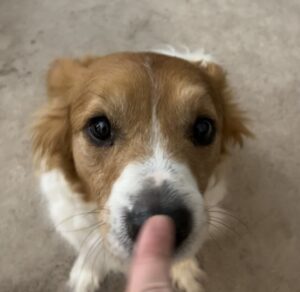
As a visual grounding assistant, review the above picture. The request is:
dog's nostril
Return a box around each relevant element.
[125,206,192,249]
[125,210,150,244]
[170,207,192,249]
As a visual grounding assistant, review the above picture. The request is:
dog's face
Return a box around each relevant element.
[33,52,250,260]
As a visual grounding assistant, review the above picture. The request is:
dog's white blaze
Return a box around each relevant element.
[150,116,172,184]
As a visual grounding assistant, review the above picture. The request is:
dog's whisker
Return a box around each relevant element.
[208,221,223,233]
[206,204,235,212]
[208,217,242,238]
[79,236,103,285]
[79,223,105,252]
[90,238,105,286]
[62,221,105,233]
[55,208,105,228]
[207,209,248,230]
[207,204,248,229]
[88,237,103,287]
[55,210,100,227]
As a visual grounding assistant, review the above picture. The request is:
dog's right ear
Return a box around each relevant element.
[47,58,89,99]
[196,60,253,152]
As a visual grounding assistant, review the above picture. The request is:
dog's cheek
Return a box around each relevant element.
[71,135,103,201]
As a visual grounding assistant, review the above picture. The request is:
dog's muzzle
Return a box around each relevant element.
[124,181,193,250]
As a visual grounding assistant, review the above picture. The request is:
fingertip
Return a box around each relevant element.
[135,215,175,259]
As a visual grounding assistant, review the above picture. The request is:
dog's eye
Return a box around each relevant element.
[86,116,113,146]
[192,117,216,146]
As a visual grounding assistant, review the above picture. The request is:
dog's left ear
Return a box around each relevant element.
[197,60,253,153]
[32,58,93,192]
[32,58,91,173]
[47,58,90,99]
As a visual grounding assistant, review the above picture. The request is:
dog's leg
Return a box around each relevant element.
[68,233,108,292]
[171,258,206,292]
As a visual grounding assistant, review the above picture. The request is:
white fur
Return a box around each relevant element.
[40,170,123,292]
[154,45,215,66]
[40,170,98,250]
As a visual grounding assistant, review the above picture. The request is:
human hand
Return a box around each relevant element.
[126,215,175,292]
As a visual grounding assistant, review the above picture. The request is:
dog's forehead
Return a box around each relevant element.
[85,53,209,104]
[71,53,215,130]
[87,53,203,84]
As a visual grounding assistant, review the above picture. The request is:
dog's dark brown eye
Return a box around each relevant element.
[192,117,216,146]
[86,116,113,146]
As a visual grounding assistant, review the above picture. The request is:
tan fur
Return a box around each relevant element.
[198,61,253,151]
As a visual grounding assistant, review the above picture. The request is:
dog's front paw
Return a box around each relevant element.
[68,257,103,292]
[171,258,206,292]
[69,267,100,292]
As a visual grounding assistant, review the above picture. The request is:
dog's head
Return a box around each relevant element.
[32,52,251,260]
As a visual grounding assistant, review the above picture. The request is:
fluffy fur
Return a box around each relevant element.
[32,48,251,292]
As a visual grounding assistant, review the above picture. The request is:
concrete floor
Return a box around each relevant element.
[1,0,300,291]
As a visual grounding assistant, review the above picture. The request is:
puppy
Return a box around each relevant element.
[32,49,251,292]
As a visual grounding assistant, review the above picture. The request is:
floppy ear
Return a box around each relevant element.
[32,58,87,175]
[47,58,89,99]
[198,60,253,153]
[32,58,92,194]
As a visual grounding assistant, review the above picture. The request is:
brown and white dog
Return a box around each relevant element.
[32,48,251,292]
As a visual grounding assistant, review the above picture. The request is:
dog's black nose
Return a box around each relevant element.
[125,183,192,249]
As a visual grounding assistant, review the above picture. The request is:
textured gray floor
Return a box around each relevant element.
[1,0,300,291]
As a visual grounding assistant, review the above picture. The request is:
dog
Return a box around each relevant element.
[32,48,251,292]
